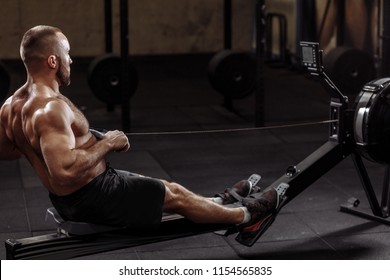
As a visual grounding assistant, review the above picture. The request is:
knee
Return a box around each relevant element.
[162,181,192,212]
[164,181,189,200]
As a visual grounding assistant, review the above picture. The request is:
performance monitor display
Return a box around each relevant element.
[300,41,322,73]
[302,46,314,63]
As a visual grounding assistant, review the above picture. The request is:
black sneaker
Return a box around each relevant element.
[236,188,279,246]
[218,180,252,205]
[215,174,261,205]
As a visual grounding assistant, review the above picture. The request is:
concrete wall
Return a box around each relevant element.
[0,0,255,59]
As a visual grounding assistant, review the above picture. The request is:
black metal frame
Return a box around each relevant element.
[249,43,390,232]
[224,0,232,50]
[119,0,131,132]
[5,214,236,260]
[340,154,390,225]
[265,13,287,64]
[103,0,132,132]
[249,90,352,215]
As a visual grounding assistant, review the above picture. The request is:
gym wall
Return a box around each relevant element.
[0,0,255,59]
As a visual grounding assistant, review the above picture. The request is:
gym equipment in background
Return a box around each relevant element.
[208,50,256,100]
[265,13,288,66]
[88,0,135,131]
[0,61,10,103]
[324,47,376,99]
[91,0,267,127]
[319,0,377,101]
[88,54,138,109]
[208,0,258,111]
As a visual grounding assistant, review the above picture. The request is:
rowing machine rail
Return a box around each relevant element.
[6,208,236,259]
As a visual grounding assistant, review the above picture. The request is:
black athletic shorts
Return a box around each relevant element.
[49,167,166,229]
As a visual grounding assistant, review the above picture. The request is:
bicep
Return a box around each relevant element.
[40,127,75,169]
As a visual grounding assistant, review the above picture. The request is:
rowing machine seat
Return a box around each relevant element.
[45,207,184,236]
[45,207,124,236]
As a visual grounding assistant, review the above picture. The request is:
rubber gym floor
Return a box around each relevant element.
[1,54,389,260]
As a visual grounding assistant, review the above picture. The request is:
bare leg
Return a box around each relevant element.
[161,180,244,224]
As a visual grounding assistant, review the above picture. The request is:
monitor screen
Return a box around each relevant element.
[302,46,314,63]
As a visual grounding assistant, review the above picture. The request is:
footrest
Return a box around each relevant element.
[45,208,124,236]
[235,213,276,247]
[248,174,261,188]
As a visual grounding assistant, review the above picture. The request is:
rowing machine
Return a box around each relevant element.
[5,42,390,258]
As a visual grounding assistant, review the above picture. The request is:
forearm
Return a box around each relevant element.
[41,126,129,182]
[58,138,113,178]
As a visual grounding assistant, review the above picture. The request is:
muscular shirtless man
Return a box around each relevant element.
[0,25,278,235]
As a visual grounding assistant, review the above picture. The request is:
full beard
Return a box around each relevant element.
[56,59,71,87]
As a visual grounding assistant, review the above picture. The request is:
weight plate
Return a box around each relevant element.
[324,47,375,97]
[88,54,138,105]
[208,50,256,100]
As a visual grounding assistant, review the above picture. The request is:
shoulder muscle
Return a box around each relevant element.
[33,100,74,136]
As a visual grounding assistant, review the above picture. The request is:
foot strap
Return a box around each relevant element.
[226,188,246,202]
[216,174,262,203]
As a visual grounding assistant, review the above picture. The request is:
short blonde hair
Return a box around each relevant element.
[20,25,63,66]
